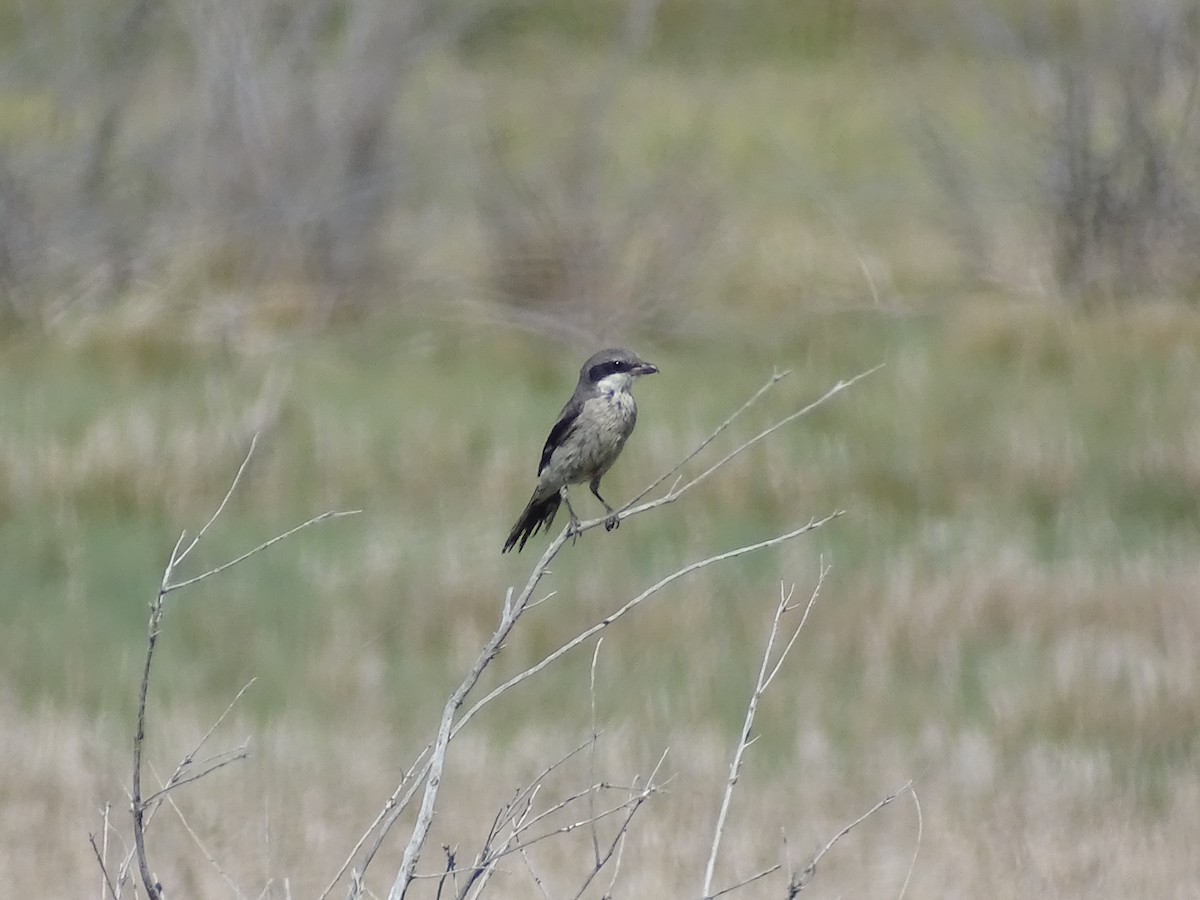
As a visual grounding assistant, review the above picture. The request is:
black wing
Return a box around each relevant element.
[537,396,583,475]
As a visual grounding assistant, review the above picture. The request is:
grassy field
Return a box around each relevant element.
[3,3,1200,896]
[4,299,1200,897]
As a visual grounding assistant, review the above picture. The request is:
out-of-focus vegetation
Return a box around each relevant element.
[2,0,1197,329]
[2,1,1200,897]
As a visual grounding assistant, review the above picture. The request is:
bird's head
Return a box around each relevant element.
[580,348,659,394]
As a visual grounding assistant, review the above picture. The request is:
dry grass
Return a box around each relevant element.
[8,692,1200,898]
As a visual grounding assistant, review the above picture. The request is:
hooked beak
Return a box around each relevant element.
[634,361,659,376]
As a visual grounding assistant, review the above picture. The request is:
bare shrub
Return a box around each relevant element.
[168,0,445,306]
[95,366,918,899]
[477,113,721,339]
[918,0,1200,301]
[473,7,723,340]
[0,0,490,322]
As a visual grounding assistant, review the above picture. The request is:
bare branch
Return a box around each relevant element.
[129,436,358,900]
[417,750,667,896]
[131,578,166,899]
[158,765,248,900]
[789,779,916,895]
[494,752,668,869]
[413,784,661,888]
[456,737,598,899]
[453,513,842,741]
[319,746,431,900]
[567,779,657,899]
[630,365,882,518]
[176,433,259,567]
[138,680,258,815]
[518,845,552,900]
[384,575,538,898]
[898,786,923,900]
[702,567,828,897]
[436,845,457,900]
[164,509,361,594]
[587,639,603,866]
[98,802,114,900]
[116,679,256,891]
[705,773,918,899]
[602,810,630,897]
[705,863,780,898]
[763,570,826,690]
[88,830,118,900]
[596,364,881,534]
[138,741,251,806]
[626,368,791,508]
[344,366,867,897]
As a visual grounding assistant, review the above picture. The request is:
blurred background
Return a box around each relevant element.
[2,0,1199,896]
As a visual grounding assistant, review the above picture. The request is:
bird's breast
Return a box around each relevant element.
[584,389,637,434]
[542,391,638,486]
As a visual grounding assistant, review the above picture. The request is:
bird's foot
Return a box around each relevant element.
[566,514,583,543]
[604,512,620,532]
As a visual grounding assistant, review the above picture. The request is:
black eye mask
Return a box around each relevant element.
[589,360,629,381]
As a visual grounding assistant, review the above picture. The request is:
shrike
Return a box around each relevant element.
[503,348,659,553]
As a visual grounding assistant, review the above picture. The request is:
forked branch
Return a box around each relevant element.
[702,567,829,897]
[127,437,359,900]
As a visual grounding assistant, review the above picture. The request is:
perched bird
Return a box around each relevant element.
[503,348,659,553]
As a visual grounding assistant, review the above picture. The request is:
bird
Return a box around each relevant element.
[503,347,659,553]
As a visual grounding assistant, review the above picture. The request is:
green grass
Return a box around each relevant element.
[4,304,1198,752]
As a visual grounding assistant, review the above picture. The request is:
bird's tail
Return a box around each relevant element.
[502,490,561,554]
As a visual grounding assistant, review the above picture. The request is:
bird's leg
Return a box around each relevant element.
[561,489,582,543]
[590,478,620,531]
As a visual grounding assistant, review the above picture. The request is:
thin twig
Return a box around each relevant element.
[569,750,670,900]
[89,831,118,900]
[454,513,842,741]
[435,845,456,900]
[897,785,923,900]
[128,434,358,900]
[414,787,659,886]
[138,742,251,806]
[706,863,780,898]
[636,366,882,515]
[587,639,603,866]
[458,736,596,900]
[594,364,882,534]
[99,802,113,900]
[165,510,361,594]
[790,779,916,894]
[421,752,668,889]
[319,747,431,900]
[701,586,792,896]
[603,812,629,897]
[384,597,536,898]
[702,567,828,897]
[117,679,256,890]
[494,757,667,870]
[518,845,552,900]
[158,764,248,900]
[461,790,536,900]
[626,369,791,508]
[176,433,259,567]
[712,775,921,898]
[131,580,167,899]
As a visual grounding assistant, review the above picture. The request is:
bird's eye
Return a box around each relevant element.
[590,360,628,381]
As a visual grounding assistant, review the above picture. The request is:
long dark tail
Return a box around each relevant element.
[502,490,561,553]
